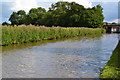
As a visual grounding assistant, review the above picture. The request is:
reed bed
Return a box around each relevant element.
[1,25,106,45]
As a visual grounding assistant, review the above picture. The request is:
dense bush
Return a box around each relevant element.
[1,25,106,45]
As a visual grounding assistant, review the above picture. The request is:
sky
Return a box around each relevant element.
[0,0,120,24]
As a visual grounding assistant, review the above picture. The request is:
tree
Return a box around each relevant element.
[48,1,85,27]
[2,22,10,26]
[9,12,19,25]
[80,5,104,28]
[28,7,46,25]
[112,22,117,25]
[17,10,26,25]
[48,1,70,26]
[8,1,104,28]
[9,10,26,25]
[43,11,54,26]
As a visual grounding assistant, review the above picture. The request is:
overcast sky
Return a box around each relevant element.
[0,0,119,24]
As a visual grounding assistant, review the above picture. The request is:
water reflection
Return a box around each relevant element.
[2,34,119,78]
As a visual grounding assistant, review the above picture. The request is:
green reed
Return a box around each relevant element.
[1,25,106,45]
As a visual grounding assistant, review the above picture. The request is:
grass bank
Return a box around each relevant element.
[100,40,120,79]
[1,25,106,46]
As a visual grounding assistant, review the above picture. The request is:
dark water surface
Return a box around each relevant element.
[1,34,119,78]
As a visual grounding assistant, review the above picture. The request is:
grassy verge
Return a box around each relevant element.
[1,25,106,46]
[100,40,120,79]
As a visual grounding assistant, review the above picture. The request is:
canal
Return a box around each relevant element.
[1,33,119,78]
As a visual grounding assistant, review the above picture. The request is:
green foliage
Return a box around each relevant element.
[9,10,26,25]
[2,22,10,26]
[8,1,104,28]
[111,22,117,25]
[1,25,105,46]
[100,66,119,78]
[28,7,46,25]
[80,5,104,28]
[100,40,120,78]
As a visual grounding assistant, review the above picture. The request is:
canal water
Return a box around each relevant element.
[1,33,119,78]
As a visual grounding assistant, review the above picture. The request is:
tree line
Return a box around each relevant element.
[3,1,105,28]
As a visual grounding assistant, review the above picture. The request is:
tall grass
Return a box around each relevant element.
[1,25,106,45]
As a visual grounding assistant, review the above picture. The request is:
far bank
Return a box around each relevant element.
[1,25,106,46]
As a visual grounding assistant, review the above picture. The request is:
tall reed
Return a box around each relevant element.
[1,25,106,45]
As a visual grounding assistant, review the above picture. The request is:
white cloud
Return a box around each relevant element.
[112,19,120,23]
[39,0,92,8]
[63,0,92,8]
[88,0,119,2]
[11,0,38,12]
[11,0,92,13]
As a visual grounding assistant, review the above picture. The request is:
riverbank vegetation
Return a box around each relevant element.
[1,25,106,46]
[5,1,104,28]
[100,40,120,79]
